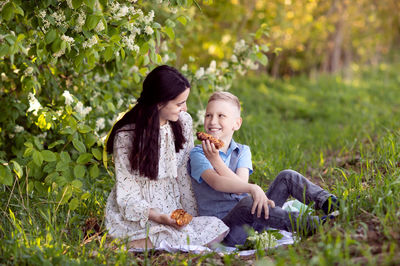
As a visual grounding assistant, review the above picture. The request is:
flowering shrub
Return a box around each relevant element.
[0,0,268,212]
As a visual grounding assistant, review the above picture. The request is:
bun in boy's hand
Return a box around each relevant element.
[196,132,224,149]
[170,209,192,226]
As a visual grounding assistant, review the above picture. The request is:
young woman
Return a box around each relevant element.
[105,65,229,248]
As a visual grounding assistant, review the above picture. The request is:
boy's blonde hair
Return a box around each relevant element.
[208,91,241,116]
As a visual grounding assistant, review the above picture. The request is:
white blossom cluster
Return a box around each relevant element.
[51,10,67,27]
[95,117,106,132]
[61,35,75,45]
[14,125,25,133]
[75,11,86,32]
[93,73,110,83]
[122,35,139,52]
[233,39,247,54]
[24,67,34,76]
[95,20,105,32]
[27,92,42,116]
[62,90,74,105]
[74,101,92,117]
[82,36,98,49]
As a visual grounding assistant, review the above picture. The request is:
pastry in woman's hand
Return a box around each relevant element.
[171,209,193,226]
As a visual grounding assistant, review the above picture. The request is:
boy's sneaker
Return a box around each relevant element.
[321,196,340,215]
[320,211,340,224]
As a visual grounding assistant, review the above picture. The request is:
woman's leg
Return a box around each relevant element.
[266,169,333,210]
[128,238,153,249]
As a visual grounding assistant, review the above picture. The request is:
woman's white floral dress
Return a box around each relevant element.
[105,112,229,247]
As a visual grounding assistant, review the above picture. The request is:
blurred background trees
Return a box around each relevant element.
[175,0,400,77]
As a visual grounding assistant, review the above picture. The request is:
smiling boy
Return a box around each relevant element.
[189,91,339,246]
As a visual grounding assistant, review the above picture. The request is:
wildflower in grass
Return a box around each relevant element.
[62,90,74,105]
[27,92,42,116]
[144,25,154,35]
[195,67,204,79]
[74,101,92,117]
[96,117,106,132]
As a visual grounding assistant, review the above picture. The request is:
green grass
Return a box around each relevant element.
[1,63,400,265]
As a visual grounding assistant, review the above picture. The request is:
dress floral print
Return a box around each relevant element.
[105,112,229,247]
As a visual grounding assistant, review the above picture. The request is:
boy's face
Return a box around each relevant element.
[204,99,242,145]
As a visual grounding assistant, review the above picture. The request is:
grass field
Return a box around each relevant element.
[1,63,399,265]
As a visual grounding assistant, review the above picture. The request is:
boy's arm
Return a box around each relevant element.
[202,140,249,183]
[201,168,275,219]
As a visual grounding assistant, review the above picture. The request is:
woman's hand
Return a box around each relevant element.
[248,184,275,219]
[149,209,186,229]
[202,140,221,164]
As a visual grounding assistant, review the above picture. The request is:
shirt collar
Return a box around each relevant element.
[220,139,240,156]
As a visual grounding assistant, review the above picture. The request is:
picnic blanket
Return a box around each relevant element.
[129,200,308,255]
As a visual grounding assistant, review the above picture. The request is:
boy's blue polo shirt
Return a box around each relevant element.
[190,139,253,183]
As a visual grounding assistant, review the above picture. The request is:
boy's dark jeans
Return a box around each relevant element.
[221,169,333,246]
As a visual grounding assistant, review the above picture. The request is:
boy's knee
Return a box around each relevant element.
[236,196,254,212]
[276,169,298,182]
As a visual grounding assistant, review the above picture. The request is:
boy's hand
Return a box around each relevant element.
[202,140,220,163]
[249,184,275,219]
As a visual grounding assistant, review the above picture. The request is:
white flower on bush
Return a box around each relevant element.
[74,101,92,117]
[24,67,34,76]
[244,58,259,70]
[61,35,75,44]
[193,108,206,129]
[144,26,154,35]
[195,67,205,79]
[95,117,106,132]
[38,10,46,19]
[160,41,168,52]
[162,54,169,63]
[27,92,42,116]
[206,60,217,75]
[234,39,247,54]
[14,125,24,133]
[95,20,105,32]
[127,0,138,2]
[53,47,65,58]
[66,0,73,9]
[181,64,188,72]
[231,55,238,63]
[170,7,178,14]
[143,10,155,24]
[51,10,66,27]
[62,90,74,105]
[220,61,229,69]
[82,36,98,49]
[75,11,86,32]
[130,66,139,73]
[122,34,139,51]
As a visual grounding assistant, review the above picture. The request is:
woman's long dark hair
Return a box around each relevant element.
[106,65,190,180]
